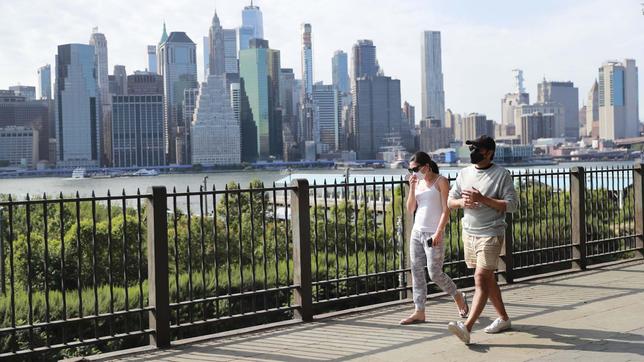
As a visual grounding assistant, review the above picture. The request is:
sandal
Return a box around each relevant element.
[458,291,469,318]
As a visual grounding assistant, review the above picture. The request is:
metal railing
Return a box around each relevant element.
[0,164,642,359]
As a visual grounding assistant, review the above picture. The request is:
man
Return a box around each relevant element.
[446,135,517,344]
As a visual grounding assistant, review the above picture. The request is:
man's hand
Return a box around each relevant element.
[463,187,485,203]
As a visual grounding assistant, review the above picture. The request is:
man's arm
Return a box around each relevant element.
[447,172,463,209]
[463,170,516,213]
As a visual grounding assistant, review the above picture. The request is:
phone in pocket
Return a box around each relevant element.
[426,237,433,248]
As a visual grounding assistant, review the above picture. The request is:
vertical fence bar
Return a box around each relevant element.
[634,163,644,257]
[402,180,413,299]
[290,179,312,322]
[146,186,170,348]
[499,207,514,284]
[571,167,587,270]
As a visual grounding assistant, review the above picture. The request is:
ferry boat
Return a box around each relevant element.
[71,167,86,179]
[133,169,160,176]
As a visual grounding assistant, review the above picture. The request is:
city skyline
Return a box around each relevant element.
[0,0,643,123]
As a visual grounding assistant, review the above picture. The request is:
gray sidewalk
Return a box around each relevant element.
[110,261,644,362]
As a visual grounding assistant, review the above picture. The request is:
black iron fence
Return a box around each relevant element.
[0,165,642,359]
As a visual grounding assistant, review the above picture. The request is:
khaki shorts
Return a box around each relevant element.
[463,231,504,270]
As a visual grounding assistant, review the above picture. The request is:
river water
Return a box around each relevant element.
[0,161,637,198]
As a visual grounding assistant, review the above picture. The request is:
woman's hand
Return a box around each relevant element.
[408,173,418,187]
[431,230,444,247]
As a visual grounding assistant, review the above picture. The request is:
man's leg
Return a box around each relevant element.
[464,267,494,332]
[487,274,509,321]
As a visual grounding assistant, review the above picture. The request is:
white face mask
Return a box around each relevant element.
[413,167,425,179]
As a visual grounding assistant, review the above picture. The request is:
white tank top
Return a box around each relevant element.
[412,176,443,233]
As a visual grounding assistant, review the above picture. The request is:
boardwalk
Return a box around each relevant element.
[95,261,644,362]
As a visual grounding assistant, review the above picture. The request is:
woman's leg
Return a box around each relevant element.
[426,242,458,297]
[411,231,430,311]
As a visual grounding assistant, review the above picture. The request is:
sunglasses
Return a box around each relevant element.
[407,166,422,173]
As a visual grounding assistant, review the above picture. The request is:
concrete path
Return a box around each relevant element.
[110,261,644,362]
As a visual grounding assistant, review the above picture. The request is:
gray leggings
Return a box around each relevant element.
[410,230,458,310]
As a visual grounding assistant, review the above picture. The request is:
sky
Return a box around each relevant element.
[1,0,643,122]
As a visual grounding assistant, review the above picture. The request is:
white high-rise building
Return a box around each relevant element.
[242,1,263,40]
[598,59,639,140]
[421,31,445,125]
[501,69,529,132]
[301,24,314,97]
[585,80,599,138]
[89,28,109,102]
[191,75,241,165]
[55,43,101,167]
[89,28,111,163]
[37,65,51,100]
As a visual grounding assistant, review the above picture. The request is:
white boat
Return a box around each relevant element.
[71,167,86,179]
[133,169,160,176]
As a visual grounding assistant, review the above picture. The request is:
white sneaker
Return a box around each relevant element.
[447,321,470,344]
[484,317,511,333]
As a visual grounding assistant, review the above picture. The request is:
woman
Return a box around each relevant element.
[400,151,469,324]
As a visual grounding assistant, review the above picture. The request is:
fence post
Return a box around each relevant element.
[291,179,313,322]
[146,186,171,348]
[401,182,413,300]
[634,162,644,258]
[570,167,587,270]
[499,213,514,284]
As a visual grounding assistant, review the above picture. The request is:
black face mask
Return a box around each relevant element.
[470,149,485,164]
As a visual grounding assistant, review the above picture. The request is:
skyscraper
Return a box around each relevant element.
[351,76,403,159]
[158,31,198,164]
[299,23,315,148]
[279,68,298,135]
[89,29,111,162]
[37,65,51,100]
[421,31,445,125]
[585,80,599,138]
[89,28,109,103]
[301,24,314,97]
[351,40,378,80]
[538,79,579,139]
[223,29,239,74]
[208,11,226,77]
[238,26,254,51]
[239,39,282,159]
[242,1,264,40]
[147,45,157,73]
[55,44,101,167]
[332,50,349,95]
[203,36,210,79]
[111,93,165,167]
[598,59,639,140]
[313,83,341,152]
[501,69,529,133]
[191,75,241,165]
